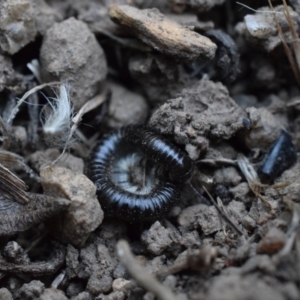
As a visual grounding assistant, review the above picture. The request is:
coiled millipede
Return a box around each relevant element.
[86,125,194,222]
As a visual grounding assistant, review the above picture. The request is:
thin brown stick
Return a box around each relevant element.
[191,184,243,236]
[116,240,180,300]
[282,0,300,74]
[268,0,300,85]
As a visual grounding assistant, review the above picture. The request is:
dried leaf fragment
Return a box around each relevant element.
[0,244,65,275]
[0,163,28,204]
[0,193,70,236]
[109,5,217,61]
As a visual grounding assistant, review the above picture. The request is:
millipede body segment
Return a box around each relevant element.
[86,125,194,222]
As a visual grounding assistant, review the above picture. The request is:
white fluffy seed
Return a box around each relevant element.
[41,84,74,148]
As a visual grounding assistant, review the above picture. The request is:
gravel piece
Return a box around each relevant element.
[0,0,37,54]
[214,166,242,186]
[109,5,216,61]
[0,288,13,300]
[66,244,80,279]
[77,243,116,295]
[241,215,257,231]
[105,81,149,128]
[245,107,282,151]
[96,291,126,300]
[276,161,300,203]
[227,200,247,223]
[150,79,246,159]
[112,278,131,291]
[141,221,174,255]
[40,17,107,111]
[71,292,92,300]
[177,204,204,228]
[195,205,222,235]
[40,288,68,300]
[229,182,252,205]
[19,280,45,300]
[41,166,103,247]
[236,5,298,52]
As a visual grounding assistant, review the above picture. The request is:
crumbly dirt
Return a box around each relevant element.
[0,1,300,300]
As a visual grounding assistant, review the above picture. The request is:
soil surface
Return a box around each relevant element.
[0,1,300,300]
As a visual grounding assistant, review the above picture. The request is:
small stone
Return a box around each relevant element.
[163,275,177,289]
[141,221,173,255]
[40,17,107,111]
[112,278,131,291]
[214,167,242,186]
[241,215,257,231]
[236,5,298,52]
[41,166,103,247]
[20,280,45,300]
[40,288,68,300]
[105,81,149,128]
[196,205,222,235]
[244,107,282,151]
[71,292,92,300]
[178,204,204,228]
[257,227,287,254]
[230,182,252,204]
[0,0,37,54]
[0,288,13,300]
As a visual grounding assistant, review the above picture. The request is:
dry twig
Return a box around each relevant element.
[116,240,180,300]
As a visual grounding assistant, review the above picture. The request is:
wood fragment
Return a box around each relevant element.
[109,5,217,61]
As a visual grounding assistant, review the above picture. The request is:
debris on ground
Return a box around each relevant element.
[0,1,300,299]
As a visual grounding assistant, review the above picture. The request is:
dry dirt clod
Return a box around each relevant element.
[105,81,149,128]
[195,205,222,235]
[39,288,68,300]
[40,17,107,111]
[74,242,116,295]
[41,166,104,248]
[177,204,204,228]
[141,221,174,255]
[236,5,298,52]
[20,280,45,299]
[214,166,242,186]
[0,0,37,54]
[150,79,246,159]
[109,5,217,62]
[244,107,283,151]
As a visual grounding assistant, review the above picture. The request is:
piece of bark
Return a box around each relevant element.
[109,5,216,61]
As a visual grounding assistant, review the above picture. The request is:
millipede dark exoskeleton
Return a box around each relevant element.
[86,125,194,222]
